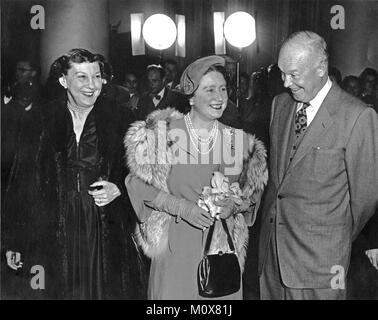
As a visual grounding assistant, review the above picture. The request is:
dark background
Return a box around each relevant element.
[2,0,377,86]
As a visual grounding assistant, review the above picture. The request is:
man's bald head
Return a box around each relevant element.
[278,31,329,103]
[280,31,329,69]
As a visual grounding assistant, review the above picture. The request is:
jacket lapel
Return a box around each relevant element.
[284,83,340,177]
[276,98,297,184]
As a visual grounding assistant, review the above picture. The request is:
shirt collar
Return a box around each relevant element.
[296,77,332,112]
[308,77,332,109]
[157,87,165,98]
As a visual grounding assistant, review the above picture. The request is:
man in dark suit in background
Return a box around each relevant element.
[258,31,378,300]
[137,65,177,120]
[163,59,180,90]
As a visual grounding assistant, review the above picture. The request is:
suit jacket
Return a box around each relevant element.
[136,88,179,120]
[258,83,378,289]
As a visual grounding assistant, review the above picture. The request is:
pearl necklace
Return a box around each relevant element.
[184,114,218,143]
[67,100,93,114]
[184,114,219,155]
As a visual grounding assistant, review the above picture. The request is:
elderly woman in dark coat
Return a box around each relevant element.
[2,49,147,299]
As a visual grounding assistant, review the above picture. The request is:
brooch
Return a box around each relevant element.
[224,127,235,151]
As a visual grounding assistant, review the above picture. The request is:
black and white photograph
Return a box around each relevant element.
[1,0,377,305]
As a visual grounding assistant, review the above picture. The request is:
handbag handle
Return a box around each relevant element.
[204,219,235,255]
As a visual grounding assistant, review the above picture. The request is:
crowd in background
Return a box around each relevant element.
[1,52,378,299]
[2,56,378,152]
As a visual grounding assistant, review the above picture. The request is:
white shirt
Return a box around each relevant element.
[296,77,332,126]
[153,87,165,107]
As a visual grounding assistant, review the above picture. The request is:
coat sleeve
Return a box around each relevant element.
[345,107,378,240]
[1,107,43,255]
[125,174,160,224]
[223,130,268,227]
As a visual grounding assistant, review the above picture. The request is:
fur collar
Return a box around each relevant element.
[124,108,268,270]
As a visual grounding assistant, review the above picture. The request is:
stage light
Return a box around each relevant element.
[142,14,177,50]
[223,11,256,49]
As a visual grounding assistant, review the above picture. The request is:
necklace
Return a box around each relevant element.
[184,114,219,155]
[184,114,217,143]
[67,100,93,114]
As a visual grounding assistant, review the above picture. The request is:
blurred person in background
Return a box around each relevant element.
[342,75,360,98]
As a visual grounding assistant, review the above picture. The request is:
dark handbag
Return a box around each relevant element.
[197,219,241,298]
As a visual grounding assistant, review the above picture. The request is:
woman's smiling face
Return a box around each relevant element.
[190,70,228,121]
[59,62,102,108]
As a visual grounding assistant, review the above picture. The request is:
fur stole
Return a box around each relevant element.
[124,108,268,270]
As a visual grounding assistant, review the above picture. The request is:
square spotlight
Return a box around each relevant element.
[175,14,186,58]
[213,12,226,55]
[130,13,145,56]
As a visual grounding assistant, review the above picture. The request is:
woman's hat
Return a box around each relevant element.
[178,55,225,95]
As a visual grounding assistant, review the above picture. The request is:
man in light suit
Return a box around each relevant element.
[258,31,378,300]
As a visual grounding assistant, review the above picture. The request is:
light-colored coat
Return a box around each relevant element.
[124,108,268,270]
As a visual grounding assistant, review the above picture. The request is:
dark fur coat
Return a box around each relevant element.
[1,96,147,299]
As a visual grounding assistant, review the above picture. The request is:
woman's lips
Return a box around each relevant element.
[210,104,223,110]
[82,91,95,97]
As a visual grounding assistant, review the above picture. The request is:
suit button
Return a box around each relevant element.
[269,218,274,223]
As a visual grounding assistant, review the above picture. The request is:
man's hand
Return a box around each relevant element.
[6,251,23,270]
[88,180,121,207]
[365,249,378,270]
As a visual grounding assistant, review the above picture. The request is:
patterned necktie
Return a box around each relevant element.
[295,103,310,139]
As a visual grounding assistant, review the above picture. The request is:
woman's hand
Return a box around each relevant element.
[365,249,378,270]
[184,206,214,230]
[6,251,23,270]
[146,191,214,230]
[88,180,121,207]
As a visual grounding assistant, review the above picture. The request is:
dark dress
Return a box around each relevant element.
[65,110,108,299]
[1,96,148,299]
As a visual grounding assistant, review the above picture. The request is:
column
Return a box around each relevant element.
[40,0,109,81]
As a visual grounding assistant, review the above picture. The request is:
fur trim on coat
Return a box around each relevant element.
[124,108,268,270]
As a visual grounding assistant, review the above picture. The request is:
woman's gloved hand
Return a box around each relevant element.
[146,191,214,230]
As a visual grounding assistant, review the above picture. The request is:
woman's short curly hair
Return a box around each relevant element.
[49,48,104,80]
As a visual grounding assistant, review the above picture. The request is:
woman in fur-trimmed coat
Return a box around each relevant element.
[124,55,268,300]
